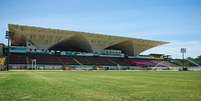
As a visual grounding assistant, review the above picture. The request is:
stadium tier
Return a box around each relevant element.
[9,53,163,68]
[6,24,170,69]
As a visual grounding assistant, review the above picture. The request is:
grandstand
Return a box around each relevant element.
[4,24,170,70]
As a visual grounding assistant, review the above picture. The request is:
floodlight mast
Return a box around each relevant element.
[5,31,10,71]
[180,48,186,70]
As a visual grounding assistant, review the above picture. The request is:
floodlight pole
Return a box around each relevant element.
[181,48,186,70]
[5,31,10,71]
[182,51,184,69]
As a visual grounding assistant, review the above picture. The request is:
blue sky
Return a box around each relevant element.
[0,0,201,58]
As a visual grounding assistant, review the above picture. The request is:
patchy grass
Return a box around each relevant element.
[0,70,201,101]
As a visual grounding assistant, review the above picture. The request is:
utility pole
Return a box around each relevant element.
[180,48,187,71]
[5,31,10,71]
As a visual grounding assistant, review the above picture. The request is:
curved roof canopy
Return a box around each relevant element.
[8,24,168,56]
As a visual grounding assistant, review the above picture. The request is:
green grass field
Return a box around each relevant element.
[0,71,201,101]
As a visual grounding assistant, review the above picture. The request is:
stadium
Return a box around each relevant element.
[0,24,173,70]
[1,24,201,101]
[2,0,201,100]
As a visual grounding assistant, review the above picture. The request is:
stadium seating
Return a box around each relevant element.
[74,57,116,66]
[9,54,27,64]
[28,55,78,65]
[9,53,169,68]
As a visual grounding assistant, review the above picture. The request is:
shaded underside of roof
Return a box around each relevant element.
[8,24,168,56]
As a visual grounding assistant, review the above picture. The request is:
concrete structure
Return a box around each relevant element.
[0,43,5,57]
[8,24,167,56]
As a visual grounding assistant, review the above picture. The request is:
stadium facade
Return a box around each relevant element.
[4,24,170,70]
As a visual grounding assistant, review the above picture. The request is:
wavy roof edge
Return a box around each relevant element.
[8,24,169,44]
[8,24,169,56]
